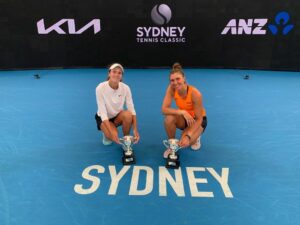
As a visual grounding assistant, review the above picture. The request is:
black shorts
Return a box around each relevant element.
[184,116,207,132]
[95,114,117,130]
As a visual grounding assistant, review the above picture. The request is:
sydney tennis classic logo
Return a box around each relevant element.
[221,11,294,35]
[136,4,187,43]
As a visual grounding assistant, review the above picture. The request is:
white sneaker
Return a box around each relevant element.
[191,136,201,150]
[163,148,172,158]
[102,133,112,145]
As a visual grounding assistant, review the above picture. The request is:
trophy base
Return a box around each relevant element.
[165,154,180,169]
[122,151,136,165]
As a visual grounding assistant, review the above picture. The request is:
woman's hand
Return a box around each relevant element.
[180,110,195,127]
[133,128,140,144]
[179,134,190,148]
[111,133,120,144]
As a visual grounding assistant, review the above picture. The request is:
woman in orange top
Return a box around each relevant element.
[162,63,207,158]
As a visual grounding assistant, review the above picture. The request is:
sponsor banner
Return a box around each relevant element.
[0,0,299,70]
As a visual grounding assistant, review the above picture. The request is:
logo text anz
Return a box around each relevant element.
[221,19,268,35]
[37,19,101,34]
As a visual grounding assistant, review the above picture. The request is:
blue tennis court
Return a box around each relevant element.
[1,68,300,225]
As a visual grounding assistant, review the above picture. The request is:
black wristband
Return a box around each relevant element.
[185,134,191,140]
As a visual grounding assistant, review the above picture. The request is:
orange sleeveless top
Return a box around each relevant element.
[174,85,206,118]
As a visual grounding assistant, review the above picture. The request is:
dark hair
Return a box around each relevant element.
[170,62,185,77]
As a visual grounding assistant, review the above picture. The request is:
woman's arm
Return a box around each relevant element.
[125,86,136,116]
[192,88,204,125]
[179,88,204,148]
[162,85,182,116]
[96,87,109,121]
[96,86,120,143]
[132,115,140,143]
[125,86,140,143]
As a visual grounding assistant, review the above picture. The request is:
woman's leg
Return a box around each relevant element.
[181,123,203,146]
[164,115,186,139]
[113,110,133,136]
[100,121,119,141]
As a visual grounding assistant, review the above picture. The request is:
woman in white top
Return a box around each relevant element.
[95,63,140,145]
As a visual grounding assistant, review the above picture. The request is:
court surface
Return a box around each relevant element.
[1,68,300,225]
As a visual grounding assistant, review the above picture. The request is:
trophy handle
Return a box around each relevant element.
[175,146,183,152]
[163,140,169,149]
[119,138,126,149]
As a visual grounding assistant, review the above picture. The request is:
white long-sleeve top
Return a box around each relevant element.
[96,81,136,121]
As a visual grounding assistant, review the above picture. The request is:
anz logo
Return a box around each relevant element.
[221,11,294,35]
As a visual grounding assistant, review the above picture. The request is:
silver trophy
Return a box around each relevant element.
[119,135,136,165]
[163,138,182,169]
